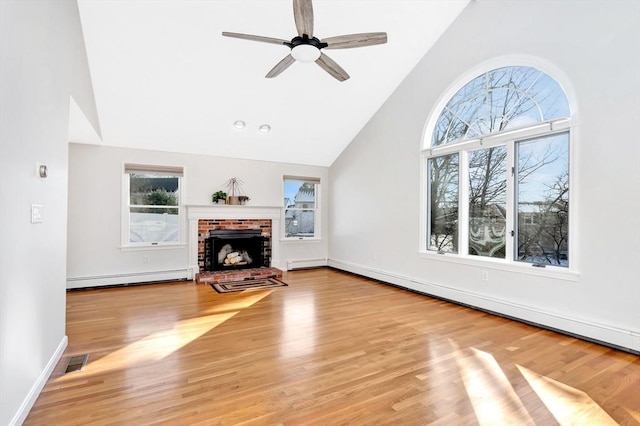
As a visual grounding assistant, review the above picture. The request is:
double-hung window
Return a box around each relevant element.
[123,163,184,246]
[424,66,572,268]
[283,176,320,239]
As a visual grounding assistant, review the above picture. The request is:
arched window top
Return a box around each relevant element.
[432,66,570,147]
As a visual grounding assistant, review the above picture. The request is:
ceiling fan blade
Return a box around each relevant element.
[322,32,388,49]
[222,32,289,46]
[293,0,314,37]
[266,54,296,78]
[315,53,350,82]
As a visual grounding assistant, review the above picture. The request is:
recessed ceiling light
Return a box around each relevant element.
[258,124,271,133]
[233,120,246,129]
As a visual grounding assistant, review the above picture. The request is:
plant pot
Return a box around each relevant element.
[216,199,226,204]
[227,196,241,205]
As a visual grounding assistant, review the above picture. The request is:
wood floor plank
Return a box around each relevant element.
[25,268,640,425]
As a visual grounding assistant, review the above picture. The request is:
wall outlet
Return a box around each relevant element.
[481,270,489,281]
[143,256,150,264]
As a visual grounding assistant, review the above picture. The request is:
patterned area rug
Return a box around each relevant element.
[211,278,288,293]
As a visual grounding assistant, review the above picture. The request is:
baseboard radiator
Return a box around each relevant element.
[67,269,192,289]
[286,258,327,271]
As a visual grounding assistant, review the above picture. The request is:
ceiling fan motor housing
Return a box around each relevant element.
[286,34,328,50]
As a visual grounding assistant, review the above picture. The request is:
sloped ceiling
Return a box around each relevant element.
[77,0,469,166]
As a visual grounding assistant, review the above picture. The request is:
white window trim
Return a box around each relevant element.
[121,163,186,249]
[419,58,580,280]
[282,176,321,241]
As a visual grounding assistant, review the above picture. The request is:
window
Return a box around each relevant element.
[283,176,320,238]
[123,164,183,246]
[516,133,569,265]
[424,66,571,268]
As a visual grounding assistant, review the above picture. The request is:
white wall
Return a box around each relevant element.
[0,1,100,424]
[67,144,329,287]
[329,0,640,351]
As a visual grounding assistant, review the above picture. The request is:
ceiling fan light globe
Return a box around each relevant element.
[291,44,321,63]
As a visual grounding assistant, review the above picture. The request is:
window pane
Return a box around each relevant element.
[516,133,569,266]
[284,180,315,208]
[130,207,179,243]
[130,174,179,206]
[469,146,507,258]
[285,209,315,238]
[432,66,570,146]
[284,179,317,238]
[428,154,459,253]
[128,172,180,244]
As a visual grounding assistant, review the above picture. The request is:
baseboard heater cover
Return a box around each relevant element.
[286,258,327,271]
[67,269,191,289]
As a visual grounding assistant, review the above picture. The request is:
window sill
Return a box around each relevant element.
[281,238,323,243]
[418,250,579,282]
[121,243,187,251]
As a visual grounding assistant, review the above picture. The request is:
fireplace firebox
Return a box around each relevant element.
[204,229,270,272]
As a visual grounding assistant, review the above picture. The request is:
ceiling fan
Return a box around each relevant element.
[222,0,387,82]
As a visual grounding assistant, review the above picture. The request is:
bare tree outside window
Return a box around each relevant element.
[516,134,569,266]
[427,66,570,267]
[433,67,568,146]
[429,154,459,253]
[468,146,507,258]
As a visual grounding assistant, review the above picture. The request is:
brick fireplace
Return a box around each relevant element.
[186,205,283,281]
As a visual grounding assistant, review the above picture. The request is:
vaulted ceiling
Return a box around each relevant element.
[75,0,469,167]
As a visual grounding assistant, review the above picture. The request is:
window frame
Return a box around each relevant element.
[121,163,186,249]
[282,176,321,241]
[419,62,578,280]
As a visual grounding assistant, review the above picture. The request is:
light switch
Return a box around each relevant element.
[31,204,43,223]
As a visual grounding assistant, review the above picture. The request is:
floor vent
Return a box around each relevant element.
[64,354,89,374]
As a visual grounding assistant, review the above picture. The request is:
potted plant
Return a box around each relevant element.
[212,190,227,204]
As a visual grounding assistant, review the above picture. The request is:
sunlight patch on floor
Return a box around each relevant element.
[203,290,274,315]
[517,364,618,425]
[58,290,273,378]
[82,312,237,375]
[279,293,317,358]
[450,340,534,425]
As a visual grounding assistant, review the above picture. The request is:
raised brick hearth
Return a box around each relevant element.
[196,267,283,285]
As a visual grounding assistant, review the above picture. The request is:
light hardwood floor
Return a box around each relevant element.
[26,268,639,425]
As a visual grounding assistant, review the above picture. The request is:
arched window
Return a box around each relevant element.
[423,65,572,268]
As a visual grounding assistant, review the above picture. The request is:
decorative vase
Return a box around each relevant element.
[227,196,241,205]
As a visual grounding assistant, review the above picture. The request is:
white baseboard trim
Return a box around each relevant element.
[10,335,68,426]
[67,269,190,289]
[328,259,639,353]
[286,258,327,271]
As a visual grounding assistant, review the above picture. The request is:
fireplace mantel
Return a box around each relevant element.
[186,205,283,277]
